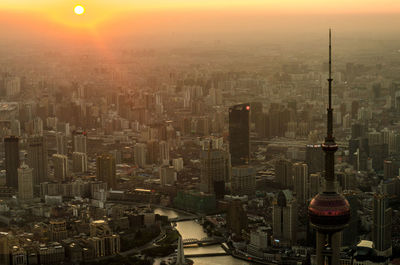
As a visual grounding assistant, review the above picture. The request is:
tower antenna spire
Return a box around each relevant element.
[327,28,333,139]
[308,29,350,265]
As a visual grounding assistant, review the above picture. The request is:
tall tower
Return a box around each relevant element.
[308,30,350,265]
[4,136,20,189]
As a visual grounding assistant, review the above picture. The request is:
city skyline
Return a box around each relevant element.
[0,0,399,264]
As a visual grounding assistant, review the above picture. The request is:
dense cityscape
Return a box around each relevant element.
[1,2,400,265]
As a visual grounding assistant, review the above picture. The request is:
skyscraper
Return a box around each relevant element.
[229,103,250,166]
[18,163,34,201]
[273,190,297,246]
[308,30,350,265]
[55,132,67,155]
[4,136,20,189]
[293,163,308,204]
[373,193,392,257]
[27,135,48,186]
[96,154,116,189]
[72,130,87,153]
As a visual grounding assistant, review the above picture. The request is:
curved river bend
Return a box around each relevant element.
[154,208,250,265]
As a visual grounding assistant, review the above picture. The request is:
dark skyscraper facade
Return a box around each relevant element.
[229,103,250,166]
[4,136,20,189]
[27,135,48,186]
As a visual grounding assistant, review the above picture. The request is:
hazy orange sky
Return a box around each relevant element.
[1,0,400,48]
[2,0,400,30]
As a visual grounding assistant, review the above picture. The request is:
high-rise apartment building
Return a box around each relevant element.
[27,135,48,186]
[4,136,20,189]
[52,154,68,181]
[72,152,87,173]
[96,154,116,189]
[72,130,87,153]
[229,103,250,166]
[55,132,67,155]
[273,190,297,246]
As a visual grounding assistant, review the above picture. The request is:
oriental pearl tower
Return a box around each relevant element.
[308,29,351,265]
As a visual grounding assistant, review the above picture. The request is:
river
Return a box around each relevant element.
[154,208,250,265]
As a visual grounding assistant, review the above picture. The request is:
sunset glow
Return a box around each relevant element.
[1,0,400,42]
[74,5,85,15]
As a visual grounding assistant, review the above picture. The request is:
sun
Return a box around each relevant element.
[74,5,85,15]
